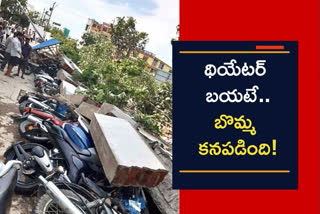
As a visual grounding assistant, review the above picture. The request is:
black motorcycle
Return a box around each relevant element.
[6,120,151,213]
[3,143,122,214]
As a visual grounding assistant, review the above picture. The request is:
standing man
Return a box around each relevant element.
[15,36,32,79]
[4,32,24,77]
[0,32,15,71]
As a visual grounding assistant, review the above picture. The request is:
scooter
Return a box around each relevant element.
[3,143,122,213]
[0,158,84,214]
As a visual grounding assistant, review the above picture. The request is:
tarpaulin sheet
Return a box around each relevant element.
[32,38,62,50]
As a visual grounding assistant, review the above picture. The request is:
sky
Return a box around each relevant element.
[27,0,179,66]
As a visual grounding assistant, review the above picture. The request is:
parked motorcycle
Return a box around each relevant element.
[4,143,122,213]
[34,73,61,96]
[7,119,151,213]
[18,107,87,144]
[18,93,74,120]
[0,155,95,214]
[33,60,60,77]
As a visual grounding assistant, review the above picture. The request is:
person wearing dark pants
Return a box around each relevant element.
[15,36,32,79]
[5,32,24,77]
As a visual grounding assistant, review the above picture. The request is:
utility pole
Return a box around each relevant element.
[40,8,46,25]
[46,2,56,28]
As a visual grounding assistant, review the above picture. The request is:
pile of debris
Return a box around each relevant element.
[54,61,178,213]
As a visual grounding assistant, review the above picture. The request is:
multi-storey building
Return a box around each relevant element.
[85,18,111,38]
[135,49,171,74]
[84,18,172,74]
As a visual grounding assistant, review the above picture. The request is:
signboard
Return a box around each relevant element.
[173,41,298,189]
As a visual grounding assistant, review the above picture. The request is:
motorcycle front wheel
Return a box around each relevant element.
[5,143,49,194]
[32,189,88,214]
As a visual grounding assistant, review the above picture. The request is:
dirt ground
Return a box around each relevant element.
[0,69,36,213]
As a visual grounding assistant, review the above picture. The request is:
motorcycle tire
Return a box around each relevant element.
[19,120,49,143]
[19,101,31,114]
[24,65,32,75]
[41,86,58,96]
[32,189,88,214]
[5,143,49,194]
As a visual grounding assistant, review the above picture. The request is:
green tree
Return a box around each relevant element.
[75,36,172,136]
[28,10,41,25]
[50,28,80,64]
[110,17,149,58]
[81,32,108,46]
[1,0,29,27]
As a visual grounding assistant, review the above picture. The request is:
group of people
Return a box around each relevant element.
[0,18,36,43]
[0,31,32,79]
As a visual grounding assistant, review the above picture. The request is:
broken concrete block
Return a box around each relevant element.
[64,94,86,106]
[57,69,78,87]
[97,103,138,129]
[90,113,168,187]
[59,80,78,96]
[75,101,99,121]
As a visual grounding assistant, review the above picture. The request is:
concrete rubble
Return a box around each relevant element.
[97,103,138,129]
[75,101,100,121]
[50,59,178,213]
[90,113,168,187]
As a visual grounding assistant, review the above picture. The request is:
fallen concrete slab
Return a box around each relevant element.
[97,103,138,129]
[90,113,168,187]
[75,101,100,121]
[57,69,78,87]
[60,80,78,96]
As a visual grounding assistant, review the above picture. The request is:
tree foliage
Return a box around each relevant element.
[28,10,41,25]
[50,28,80,64]
[110,17,148,58]
[81,32,108,46]
[1,0,29,27]
[74,37,172,136]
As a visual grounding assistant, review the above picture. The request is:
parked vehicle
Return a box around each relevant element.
[7,119,151,213]
[32,59,61,77]
[34,72,61,96]
[18,93,74,119]
[18,107,86,144]
[0,154,99,214]
[4,143,122,213]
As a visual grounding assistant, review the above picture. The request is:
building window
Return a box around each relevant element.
[85,25,89,31]
[158,62,164,70]
[152,59,159,67]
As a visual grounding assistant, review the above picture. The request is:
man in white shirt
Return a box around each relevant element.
[0,32,16,71]
[5,32,24,77]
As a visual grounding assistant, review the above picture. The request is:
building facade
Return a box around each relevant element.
[85,18,111,39]
[85,18,172,74]
[135,49,171,74]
